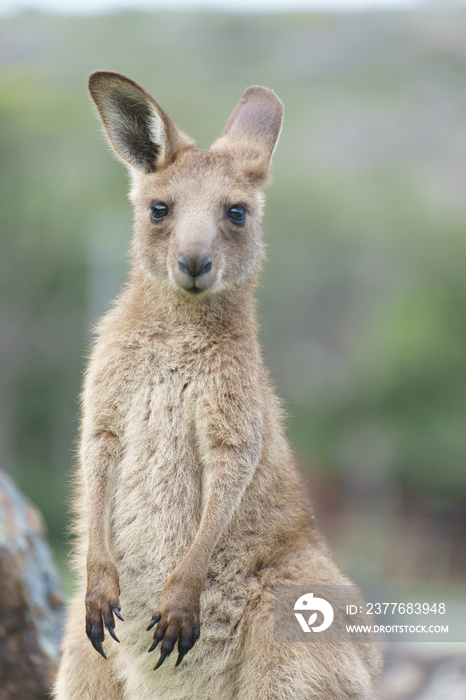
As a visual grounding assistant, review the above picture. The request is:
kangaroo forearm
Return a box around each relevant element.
[173,444,260,584]
[81,428,121,562]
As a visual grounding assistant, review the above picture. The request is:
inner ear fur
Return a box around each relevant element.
[88,71,194,174]
[211,85,284,187]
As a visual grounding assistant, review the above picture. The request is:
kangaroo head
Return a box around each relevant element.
[88,71,283,297]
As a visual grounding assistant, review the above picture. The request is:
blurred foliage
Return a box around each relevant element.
[1,7,466,565]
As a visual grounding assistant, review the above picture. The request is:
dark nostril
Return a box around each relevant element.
[200,256,212,276]
[178,255,190,275]
[178,254,212,278]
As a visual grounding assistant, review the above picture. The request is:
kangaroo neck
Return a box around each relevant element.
[126,264,259,341]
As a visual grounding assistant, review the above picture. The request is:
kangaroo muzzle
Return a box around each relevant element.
[173,249,216,293]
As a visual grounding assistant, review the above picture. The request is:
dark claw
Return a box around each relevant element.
[147,612,161,631]
[112,606,124,622]
[107,625,120,643]
[90,632,107,659]
[175,649,187,667]
[154,649,169,670]
[148,638,160,653]
[148,618,166,653]
[161,638,175,655]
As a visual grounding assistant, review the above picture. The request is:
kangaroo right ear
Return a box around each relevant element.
[88,71,194,174]
[211,85,284,187]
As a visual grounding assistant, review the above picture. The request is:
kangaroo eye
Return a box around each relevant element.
[227,206,246,224]
[150,203,169,221]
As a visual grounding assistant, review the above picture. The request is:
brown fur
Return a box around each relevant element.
[54,72,382,699]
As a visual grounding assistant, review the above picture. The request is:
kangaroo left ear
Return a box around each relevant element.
[211,86,284,188]
[88,71,194,174]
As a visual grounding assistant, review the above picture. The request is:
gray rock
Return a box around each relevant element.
[0,470,64,700]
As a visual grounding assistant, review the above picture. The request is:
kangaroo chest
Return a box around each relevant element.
[110,344,204,580]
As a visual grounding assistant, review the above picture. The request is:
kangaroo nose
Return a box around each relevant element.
[178,254,212,278]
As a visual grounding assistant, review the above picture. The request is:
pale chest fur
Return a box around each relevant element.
[107,332,239,596]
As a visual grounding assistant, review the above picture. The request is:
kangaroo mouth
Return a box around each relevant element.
[172,270,215,295]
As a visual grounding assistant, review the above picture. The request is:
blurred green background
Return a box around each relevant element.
[1,6,465,591]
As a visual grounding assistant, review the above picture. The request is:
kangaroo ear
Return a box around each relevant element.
[211,86,283,187]
[88,71,194,174]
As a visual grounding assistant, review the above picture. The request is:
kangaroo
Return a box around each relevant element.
[54,72,382,700]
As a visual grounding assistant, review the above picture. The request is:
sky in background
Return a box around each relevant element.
[0,0,434,17]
